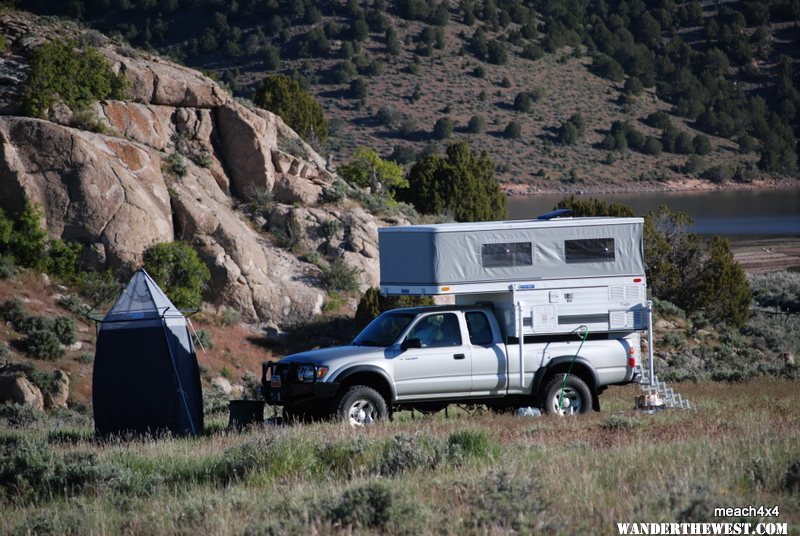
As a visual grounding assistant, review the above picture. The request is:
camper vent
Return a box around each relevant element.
[609,311,633,329]
[609,310,645,330]
[610,286,644,303]
[626,285,643,301]
[610,286,625,301]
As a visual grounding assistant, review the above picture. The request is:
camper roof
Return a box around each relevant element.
[379,217,644,234]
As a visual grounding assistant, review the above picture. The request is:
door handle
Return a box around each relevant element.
[453,353,465,360]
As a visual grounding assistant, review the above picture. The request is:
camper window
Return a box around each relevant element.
[481,242,532,268]
[564,238,615,263]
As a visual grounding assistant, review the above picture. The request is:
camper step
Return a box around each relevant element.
[633,365,693,410]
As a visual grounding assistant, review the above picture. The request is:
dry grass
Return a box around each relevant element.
[2,379,799,534]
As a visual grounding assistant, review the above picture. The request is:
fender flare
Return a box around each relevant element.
[332,365,397,402]
[532,356,600,411]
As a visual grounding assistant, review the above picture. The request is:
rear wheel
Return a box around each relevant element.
[542,374,592,416]
[335,385,388,426]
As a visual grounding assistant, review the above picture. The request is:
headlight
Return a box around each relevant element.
[295,365,328,382]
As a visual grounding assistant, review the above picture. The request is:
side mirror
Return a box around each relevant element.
[401,338,422,351]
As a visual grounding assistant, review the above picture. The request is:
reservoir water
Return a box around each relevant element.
[507,189,800,239]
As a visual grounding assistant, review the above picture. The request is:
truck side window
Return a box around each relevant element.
[466,312,493,346]
[407,313,462,348]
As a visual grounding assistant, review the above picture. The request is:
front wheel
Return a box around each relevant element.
[542,374,593,416]
[335,385,388,426]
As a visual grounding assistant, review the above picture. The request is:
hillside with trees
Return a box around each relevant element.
[12,0,800,192]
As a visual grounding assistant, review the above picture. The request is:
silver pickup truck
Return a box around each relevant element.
[262,304,641,425]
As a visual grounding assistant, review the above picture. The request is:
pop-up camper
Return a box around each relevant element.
[379,217,647,338]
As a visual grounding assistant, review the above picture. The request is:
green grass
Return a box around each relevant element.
[1,380,799,534]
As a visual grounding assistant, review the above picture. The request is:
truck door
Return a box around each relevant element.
[465,311,508,396]
[394,312,472,398]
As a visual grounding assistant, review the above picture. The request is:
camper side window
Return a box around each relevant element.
[481,242,532,268]
[564,238,615,263]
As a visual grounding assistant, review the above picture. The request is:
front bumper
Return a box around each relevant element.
[261,361,340,406]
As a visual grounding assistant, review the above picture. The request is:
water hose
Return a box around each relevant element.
[557,325,589,414]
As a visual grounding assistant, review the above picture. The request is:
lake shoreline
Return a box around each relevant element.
[502,176,800,197]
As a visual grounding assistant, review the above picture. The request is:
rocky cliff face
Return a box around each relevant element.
[0,13,394,329]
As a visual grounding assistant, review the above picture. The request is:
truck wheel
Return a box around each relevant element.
[335,385,388,426]
[542,374,592,416]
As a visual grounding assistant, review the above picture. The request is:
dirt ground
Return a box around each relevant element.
[731,237,800,274]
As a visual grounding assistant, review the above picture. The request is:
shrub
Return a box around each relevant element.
[20,39,126,118]
[7,202,47,269]
[467,115,486,133]
[143,242,211,310]
[192,329,214,350]
[557,113,585,145]
[203,385,229,417]
[254,74,328,142]
[46,239,82,278]
[320,219,341,240]
[504,121,522,139]
[399,141,507,222]
[377,433,445,476]
[354,288,434,328]
[645,111,671,129]
[642,136,663,155]
[53,316,77,346]
[320,258,361,292]
[24,330,64,361]
[327,481,396,529]
[76,270,122,306]
[272,217,303,251]
[432,117,454,140]
[349,77,368,101]
[513,91,534,112]
[521,42,544,60]
[0,298,27,327]
[164,152,187,177]
[220,307,241,326]
[486,39,508,64]
[0,255,14,279]
[339,147,407,193]
[448,429,494,460]
[693,134,711,155]
[321,179,349,203]
[0,403,40,427]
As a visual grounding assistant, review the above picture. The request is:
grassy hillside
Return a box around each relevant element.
[12,0,800,191]
[1,380,799,533]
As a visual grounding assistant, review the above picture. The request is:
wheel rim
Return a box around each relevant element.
[347,398,377,426]
[553,387,582,416]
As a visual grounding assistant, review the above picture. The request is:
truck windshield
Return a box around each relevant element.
[353,312,417,347]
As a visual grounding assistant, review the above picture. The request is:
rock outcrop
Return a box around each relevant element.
[0,372,44,411]
[0,13,396,328]
[43,369,70,409]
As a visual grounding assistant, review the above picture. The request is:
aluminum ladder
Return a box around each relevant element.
[638,300,693,410]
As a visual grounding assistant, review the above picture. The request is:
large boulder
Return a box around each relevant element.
[112,54,227,108]
[213,102,277,198]
[0,373,44,411]
[170,159,325,324]
[0,117,174,269]
[43,369,70,409]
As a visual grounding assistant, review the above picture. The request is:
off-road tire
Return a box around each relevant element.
[542,373,592,416]
[334,385,388,426]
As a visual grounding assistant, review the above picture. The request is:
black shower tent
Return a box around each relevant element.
[93,269,204,436]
